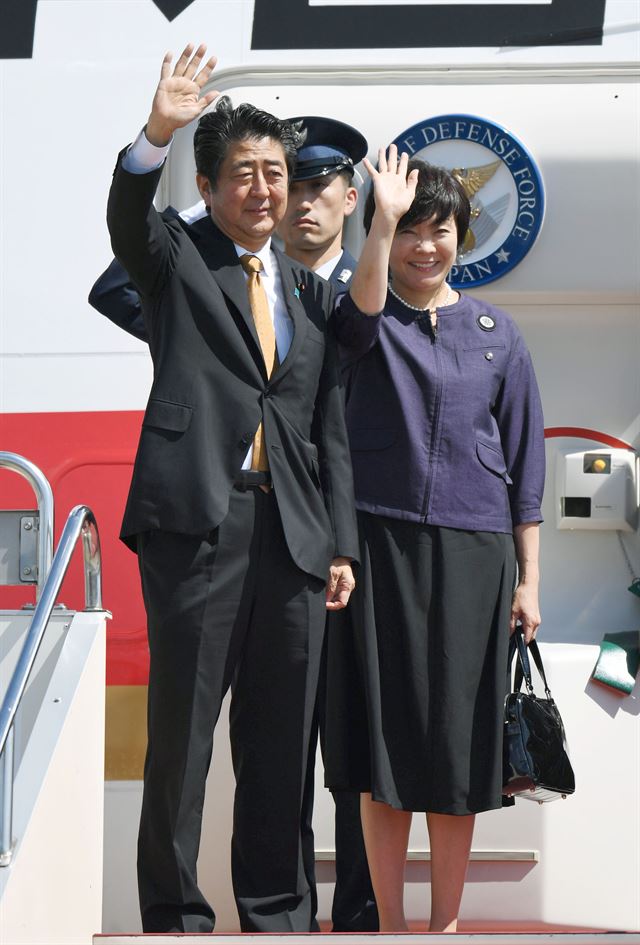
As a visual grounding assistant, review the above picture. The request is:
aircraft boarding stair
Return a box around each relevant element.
[0,452,108,945]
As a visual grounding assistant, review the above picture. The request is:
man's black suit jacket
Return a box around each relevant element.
[89,220,357,341]
[107,153,358,581]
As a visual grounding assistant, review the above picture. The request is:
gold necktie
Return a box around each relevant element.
[240,254,277,472]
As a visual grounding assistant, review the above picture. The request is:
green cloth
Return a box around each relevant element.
[592,631,640,695]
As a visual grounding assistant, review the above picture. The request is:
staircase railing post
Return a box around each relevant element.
[0,726,15,866]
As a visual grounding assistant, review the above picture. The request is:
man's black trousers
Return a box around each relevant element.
[136,486,326,933]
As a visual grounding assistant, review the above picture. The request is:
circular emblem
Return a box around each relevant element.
[477,314,496,331]
[391,114,545,289]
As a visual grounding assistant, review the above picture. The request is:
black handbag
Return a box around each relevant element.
[503,628,575,803]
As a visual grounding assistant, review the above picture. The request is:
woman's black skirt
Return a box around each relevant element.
[324,512,516,815]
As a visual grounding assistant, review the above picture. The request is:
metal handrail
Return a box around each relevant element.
[0,504,103,864]
[0,452,54,601]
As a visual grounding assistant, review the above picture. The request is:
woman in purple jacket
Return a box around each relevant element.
[332,149,545,932]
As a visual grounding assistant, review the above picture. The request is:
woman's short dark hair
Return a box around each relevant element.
[193,96,306,187]
[363,159,471,249]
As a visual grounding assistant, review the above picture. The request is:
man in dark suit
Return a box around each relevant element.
[90,117,361,325]
[93,106,378,933]
[90,117,363,338]
[106,44,358,934]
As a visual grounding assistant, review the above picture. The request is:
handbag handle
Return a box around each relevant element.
[508,626,553,699]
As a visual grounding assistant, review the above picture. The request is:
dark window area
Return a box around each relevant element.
[0,0,38,59]
[252,0,606,50]
[562,497,592,518]
[0,0,607,60]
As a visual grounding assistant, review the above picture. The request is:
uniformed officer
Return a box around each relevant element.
[278,117,379,935]
[277,116,365,296]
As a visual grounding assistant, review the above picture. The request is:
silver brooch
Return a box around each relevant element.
[477,314,496,331]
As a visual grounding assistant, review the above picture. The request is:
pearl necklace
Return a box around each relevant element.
[388,282,454,313]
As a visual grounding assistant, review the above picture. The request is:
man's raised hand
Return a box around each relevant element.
[146,43,219,147]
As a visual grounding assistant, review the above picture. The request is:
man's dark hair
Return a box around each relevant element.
[363,160,470,249]
[337,168,356,184]
[194,96,306,187]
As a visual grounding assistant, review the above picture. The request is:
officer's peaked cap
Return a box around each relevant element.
[288,116,368,182]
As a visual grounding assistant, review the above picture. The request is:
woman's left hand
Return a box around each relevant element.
[510,582,541,644]
[511,522,541,643]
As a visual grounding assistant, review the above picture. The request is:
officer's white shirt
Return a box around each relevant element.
[314,254,344,282]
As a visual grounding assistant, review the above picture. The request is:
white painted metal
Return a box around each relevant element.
[94,935,640,945]
[316,849,540,861]
[0,501,103,867]
[0,612,106,943]
[556,448,639,531]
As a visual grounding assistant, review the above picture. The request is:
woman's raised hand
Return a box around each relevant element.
[349,145,419,315]
[146,43,219,146]
[363,144,419,227]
